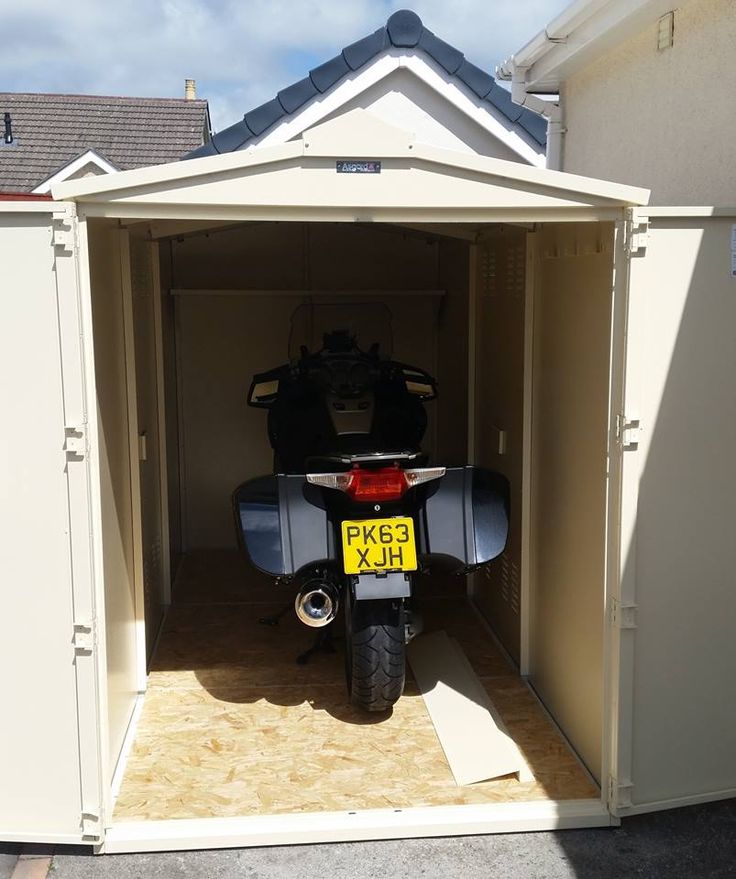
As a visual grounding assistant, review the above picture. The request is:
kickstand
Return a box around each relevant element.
[297,627,337,665]
[258,602,293,627]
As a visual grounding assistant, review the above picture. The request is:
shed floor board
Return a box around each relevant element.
[113,550,597,822]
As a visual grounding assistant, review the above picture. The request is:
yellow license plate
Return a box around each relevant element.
[341,517,417,575]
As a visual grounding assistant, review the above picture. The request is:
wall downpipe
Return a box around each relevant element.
[510,68,564,171]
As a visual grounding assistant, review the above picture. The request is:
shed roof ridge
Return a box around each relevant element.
[186,9,546,160]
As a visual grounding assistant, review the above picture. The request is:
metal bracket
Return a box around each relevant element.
[616,413,641,449]
[52,218,75,254]
[64,425,87,460]
[81,811,102,840]
[73,621,97,654]
[608,775,634,811]
[610,597,637,629]
[625,213,649,255]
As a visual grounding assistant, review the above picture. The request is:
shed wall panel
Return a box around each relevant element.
[0,212,84,838]
[623,217,736,807]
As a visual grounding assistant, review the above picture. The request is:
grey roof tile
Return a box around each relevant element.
[418,30,464,75]
[309,54,351,93]
[342,28,388,71]
[455,60,495,99]
[386,9,423,47]
[518,110,548,144]
[211,119,252,152]
[278,77,319,114]
[0,92,210,191]
[184,9,547,161]
[244,98,285,137]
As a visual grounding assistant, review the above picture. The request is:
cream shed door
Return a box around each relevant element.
[610,214,736,815]
[0,205,103,843]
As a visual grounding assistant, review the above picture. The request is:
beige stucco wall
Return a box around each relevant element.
[563,0,736,205]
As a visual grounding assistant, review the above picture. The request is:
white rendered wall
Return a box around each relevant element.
[562,0,736,205]
[319,69,526,164]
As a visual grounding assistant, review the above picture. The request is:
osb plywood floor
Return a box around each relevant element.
[113,549,597,821]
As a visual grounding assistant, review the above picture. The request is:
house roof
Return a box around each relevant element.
[0,92,210,193]
[186,9,546,160]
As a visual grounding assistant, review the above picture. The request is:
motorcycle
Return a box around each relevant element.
[233,306,509,712]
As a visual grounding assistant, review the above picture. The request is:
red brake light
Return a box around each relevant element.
[345,466,407,502]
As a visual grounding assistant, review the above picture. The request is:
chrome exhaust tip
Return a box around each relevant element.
[295,581,339,628]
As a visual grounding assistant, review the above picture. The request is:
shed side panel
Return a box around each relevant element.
[620,217,736,809]
[0,212,85,840]
[88,222,140,781]
[529,222,614,782]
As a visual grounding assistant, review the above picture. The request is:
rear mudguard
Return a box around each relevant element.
[233,466,510,578]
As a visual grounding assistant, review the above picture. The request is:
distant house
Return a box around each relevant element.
[498,0,735,205]
[0,87,211,195]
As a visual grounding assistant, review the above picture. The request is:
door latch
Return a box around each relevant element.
[616,414,640,449]
[65,425,87,460]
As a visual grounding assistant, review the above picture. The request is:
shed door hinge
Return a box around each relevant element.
[52,217,76,254]
[65,424,87,460]
[81,810,102,840]
[73,620,97,655]
[608,775,634,812]
[625,215,649,255]
[616,413,641,449]
[609,597,637,629]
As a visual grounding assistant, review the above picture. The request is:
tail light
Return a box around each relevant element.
[307,465,445,502]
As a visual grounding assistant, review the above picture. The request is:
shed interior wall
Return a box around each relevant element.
[88,220,142,784]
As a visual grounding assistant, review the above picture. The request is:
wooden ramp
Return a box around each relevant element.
[113,550,597,821]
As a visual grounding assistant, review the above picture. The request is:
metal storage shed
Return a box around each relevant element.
[1,109,735,854]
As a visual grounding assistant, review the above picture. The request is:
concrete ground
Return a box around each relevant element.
[2,799,734,879]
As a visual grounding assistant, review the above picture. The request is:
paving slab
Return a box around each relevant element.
[46,800,736,879]
[0,851,19,879]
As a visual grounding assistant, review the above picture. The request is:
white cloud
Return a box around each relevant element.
[0,0,568,130]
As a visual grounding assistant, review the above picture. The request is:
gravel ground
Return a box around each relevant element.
[22,799,734,879]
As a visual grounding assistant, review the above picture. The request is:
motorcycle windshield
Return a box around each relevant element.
[288,302,393,361]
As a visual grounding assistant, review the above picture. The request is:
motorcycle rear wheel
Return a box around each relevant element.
[344,587,406,712]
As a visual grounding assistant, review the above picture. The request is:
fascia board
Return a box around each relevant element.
[410,143,650,205]
[53,131,647,209]
[33,149,120,195]
[502,0,671,91]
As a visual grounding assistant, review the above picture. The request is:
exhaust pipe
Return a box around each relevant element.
[295,580,339,628]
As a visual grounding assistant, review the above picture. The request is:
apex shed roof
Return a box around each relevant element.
[186,9,547,160]
[0,92,210,193]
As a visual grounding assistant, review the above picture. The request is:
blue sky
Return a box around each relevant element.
[0,1,569,130]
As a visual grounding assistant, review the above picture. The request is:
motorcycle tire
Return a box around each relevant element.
[344,587,406,712]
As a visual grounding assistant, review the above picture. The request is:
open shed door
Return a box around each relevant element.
[610,212,736,815]
[0,204,104,844]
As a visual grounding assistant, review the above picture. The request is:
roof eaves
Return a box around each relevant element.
[497,0,669,91]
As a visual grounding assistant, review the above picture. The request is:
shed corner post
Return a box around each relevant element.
[601,214,639,816]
